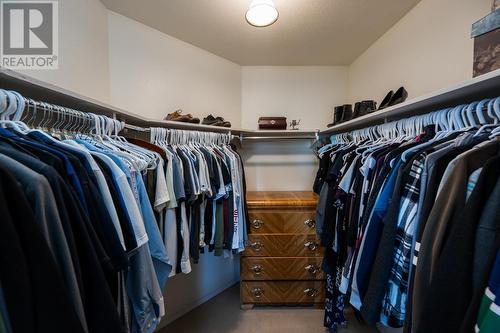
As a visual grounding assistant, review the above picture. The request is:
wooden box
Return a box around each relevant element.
[472,8,500,77]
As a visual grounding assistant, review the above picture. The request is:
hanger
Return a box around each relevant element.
[474,97,499,137]
[0,91,27,132]
[487,97,500,138]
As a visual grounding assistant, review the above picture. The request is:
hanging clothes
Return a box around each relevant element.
[314,99,500,333]
[0,91,248,333]
[148,127,248,272]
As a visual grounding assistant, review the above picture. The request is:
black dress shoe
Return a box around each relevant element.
[378,90,394,110]
[388,87,408,107]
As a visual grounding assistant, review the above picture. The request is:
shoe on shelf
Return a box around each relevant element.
[327,105,342,128]
[165,110,189,122]
[164,110,200,123]
[202,114,221,126]
[328,105,343,127]
[202,115,231,127]
[341,104,353,123]
[378,90,394,110]
[327,104,353,127]
[189,116,201,124]
[353,100,377,118]
[388,86,408,107]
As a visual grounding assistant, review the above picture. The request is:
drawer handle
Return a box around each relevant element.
[305,264,320,275]
[304,241,319,251]
[251,241,263,251]
[252,219,264,229]
[251,287,264,298]
[304,288,319,297]
[304,219,316,229]
[251,265,263,275]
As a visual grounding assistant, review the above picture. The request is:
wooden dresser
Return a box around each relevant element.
[240,191,325,308]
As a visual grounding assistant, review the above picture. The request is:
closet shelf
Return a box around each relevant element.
[0,67,319,139]
[320,68,500,136]
[1,67,499,140]
[0,67,251,134]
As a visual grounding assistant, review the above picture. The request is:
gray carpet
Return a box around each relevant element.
[159,284,380,333]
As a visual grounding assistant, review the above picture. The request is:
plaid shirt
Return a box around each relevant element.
[380,153,426,327]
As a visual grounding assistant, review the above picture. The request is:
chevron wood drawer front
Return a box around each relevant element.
[248,210,316,234]
[241,281,325,304]
[243,234,324,257]
[241,257,325,280]
[241,191,323,307]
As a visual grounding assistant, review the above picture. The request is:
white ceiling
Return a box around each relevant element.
[101,0,421,66]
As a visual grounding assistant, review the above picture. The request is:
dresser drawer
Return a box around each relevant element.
[243,234,323,257]
[248,210,316,234]
[241,257,324,280]
[241,281,325,304]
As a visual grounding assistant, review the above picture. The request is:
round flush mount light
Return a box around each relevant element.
[246,0,279,27]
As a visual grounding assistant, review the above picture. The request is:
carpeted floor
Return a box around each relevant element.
[159,284,381,333]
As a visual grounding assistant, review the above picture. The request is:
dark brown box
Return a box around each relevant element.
[472,8,500,77]
[258,117,287,130]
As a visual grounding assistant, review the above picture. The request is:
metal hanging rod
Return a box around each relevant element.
[241,135,318,141]
[124,123,233,137]
[240,130,320,141]
[1,90,119,135]
[123,123,150,132]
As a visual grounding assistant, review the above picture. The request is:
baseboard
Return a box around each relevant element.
[157,278,240,329]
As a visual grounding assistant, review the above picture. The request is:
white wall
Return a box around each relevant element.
[160,255,240,327]
[241,66,348,191]
[107,12,241,126]
[241,67,348,130]
[348,0,492,105]
[17,0,110,103]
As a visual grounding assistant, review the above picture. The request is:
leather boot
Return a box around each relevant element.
[340,104,353,123]
[353,100,377,118]
[327,105,344,127]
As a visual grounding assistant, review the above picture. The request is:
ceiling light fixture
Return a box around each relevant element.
[245,0,279,27]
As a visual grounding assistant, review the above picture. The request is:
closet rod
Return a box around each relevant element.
[123,124,150,132]
[123,123,234,136]
[241,135,318,141]
[8,91,120,134]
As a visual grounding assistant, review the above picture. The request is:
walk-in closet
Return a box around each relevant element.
[0,0,499,333]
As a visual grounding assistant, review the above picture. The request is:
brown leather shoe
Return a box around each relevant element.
[165,110,200,123]
[165,110,190,122]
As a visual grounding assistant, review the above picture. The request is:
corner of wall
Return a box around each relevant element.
[346,0,491,104]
